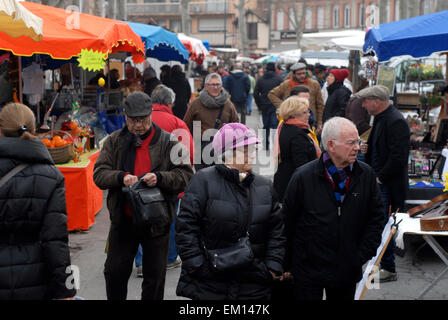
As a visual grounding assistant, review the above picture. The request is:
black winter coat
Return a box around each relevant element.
[365,105,410,211]
[175,165,285,300]
[166,71,192,120]
[273,124,317,202]
[322,82,351,124]
[0,137,76,300]
[253,71,283,112]
[282,157,385,286]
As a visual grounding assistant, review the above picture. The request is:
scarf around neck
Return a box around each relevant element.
[323,152,352,206]
[274,118,322,166]
[199,88,229,109]
[289,77,310,90]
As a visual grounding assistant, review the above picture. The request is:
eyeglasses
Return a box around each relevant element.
[127,115,149,124]
[206,83,222,88]
[343,138,362,147]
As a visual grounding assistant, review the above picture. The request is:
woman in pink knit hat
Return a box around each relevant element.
[175,123,285,300]
[322,68,352,124]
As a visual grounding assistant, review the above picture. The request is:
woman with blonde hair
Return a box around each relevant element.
[273,96,322,202]
[0,103,76,300]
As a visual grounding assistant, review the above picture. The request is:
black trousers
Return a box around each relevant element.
[234,101,247,125]
[294,280,357,300]
[104,216,170,300]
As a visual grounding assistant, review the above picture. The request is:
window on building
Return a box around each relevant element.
[157,19,167,27]
[333,5,339,28]
[170,19,181,32]
[127,0,137,3]
[277,8,284,31]
[420,0,432,15]
[395,0,400,21]
[344,5,351,28]
[305,6,312,30]
[359,3,365,27]
[384,0,390,23]
[317,6,324,29]
[248,23,257,40]
[199,18,225,31]
[144,0,164,3]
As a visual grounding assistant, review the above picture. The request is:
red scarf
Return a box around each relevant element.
[274,118,322,166]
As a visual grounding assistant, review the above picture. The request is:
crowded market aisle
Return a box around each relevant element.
[67,108,448,300]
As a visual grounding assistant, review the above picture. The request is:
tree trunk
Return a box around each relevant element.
[236,0,248,56]
[181,0,191,34]
[290,0,306,49]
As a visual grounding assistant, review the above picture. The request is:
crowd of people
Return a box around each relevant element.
[0,56,411,301]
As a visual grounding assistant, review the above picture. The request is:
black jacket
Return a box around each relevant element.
[0,137,76,300]
[365,105,410,211]
[144,78,161,98]
[175,165,285,300]
[273,124,317,202]
[322,82,352,124]
[165,71,192,120]
[345,96,371,136]
[253,71,283,112]
[282,157,385,286]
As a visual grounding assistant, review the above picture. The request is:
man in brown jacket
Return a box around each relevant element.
[268,62,325,133]
[93,92,193,300]
[183,72,239,170]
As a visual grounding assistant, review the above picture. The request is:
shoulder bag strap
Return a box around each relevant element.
[214,105,225,130]
[0,163,29,189]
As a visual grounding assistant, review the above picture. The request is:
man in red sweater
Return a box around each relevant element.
[134,85,194,275]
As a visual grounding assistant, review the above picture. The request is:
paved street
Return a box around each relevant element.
[69,109,448,300]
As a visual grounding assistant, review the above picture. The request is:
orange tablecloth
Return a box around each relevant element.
[57,151,103,231]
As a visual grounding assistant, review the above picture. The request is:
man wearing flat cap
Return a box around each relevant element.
[357,85,410,283]
[268,62,325,133]
[93,91,193,300]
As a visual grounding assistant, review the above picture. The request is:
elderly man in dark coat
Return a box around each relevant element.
[282,117,385,300]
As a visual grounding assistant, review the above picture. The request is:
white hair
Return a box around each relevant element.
[321,117,357,151]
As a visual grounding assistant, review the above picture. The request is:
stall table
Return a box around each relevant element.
[395,212,448,299]
[56,149,103,231]
[405,179,445,211]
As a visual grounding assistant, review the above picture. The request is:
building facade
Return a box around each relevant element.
[125,0,448,54]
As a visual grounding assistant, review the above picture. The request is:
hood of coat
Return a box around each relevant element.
[0,136,54,165]
[171,70,186,81]
[229,70,246,79]
[263,71,278,79]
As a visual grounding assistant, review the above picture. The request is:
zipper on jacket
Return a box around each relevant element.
[338,206,341,217]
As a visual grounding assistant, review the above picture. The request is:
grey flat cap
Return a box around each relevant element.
[355,85,390,101]
[290,62,307,72]
[124,92,153,117]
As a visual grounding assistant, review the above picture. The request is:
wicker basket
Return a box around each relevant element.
[38,130,75,164]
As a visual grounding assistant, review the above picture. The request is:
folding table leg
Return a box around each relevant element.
[416,235,448,299]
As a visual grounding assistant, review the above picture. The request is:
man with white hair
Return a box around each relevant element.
[282,117,384,300]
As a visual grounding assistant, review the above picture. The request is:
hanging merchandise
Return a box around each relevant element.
[22,61,44,105]
[364,56,378,83]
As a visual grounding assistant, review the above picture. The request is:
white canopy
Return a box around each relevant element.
[0,0,43,41]
[301,30,366,50]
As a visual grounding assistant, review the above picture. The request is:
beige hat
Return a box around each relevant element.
[355,85,390,101]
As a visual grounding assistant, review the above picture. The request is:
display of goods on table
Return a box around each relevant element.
[39,130,75,164]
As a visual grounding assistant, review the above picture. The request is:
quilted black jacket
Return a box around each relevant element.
[0,137,76,300]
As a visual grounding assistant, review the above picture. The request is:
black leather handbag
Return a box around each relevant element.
[122,179,169,231]
[206,234,254,272]
[204,194,254,272]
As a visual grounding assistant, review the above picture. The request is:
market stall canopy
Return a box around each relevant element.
[301,30,366,50]
[126,21,189,64]
[363,10,448,62]
[0,1,145,69]
[326,33,365,51]
[177,33,209,65]
[0,0,42,41]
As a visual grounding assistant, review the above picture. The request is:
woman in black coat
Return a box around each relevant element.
[322,68,352,124]
[165,65,192,120]
[0,103,76,300]
[175,123,285,300]
[273,96,321,202]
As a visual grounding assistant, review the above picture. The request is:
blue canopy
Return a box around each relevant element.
[126,21,189,64]
[363,10,448,62]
